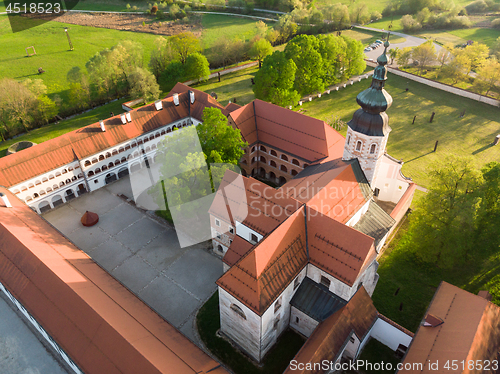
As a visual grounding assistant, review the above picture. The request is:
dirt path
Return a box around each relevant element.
[53,12,201,36]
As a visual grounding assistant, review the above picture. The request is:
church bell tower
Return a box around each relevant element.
[343,38,393,187]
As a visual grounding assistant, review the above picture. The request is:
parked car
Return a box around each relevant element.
[364,47,372,52]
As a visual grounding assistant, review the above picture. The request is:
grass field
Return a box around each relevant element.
[201,13,270,49]
[0,99,126,157]
[343,28,405,45]
[369,15,404,32]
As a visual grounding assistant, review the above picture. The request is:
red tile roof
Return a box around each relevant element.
[282,159,372,224]
[209,170,302,237]
[217,207,308,315]
[222,235,255,267]
[229,100,331,162]
[0,188,228,374]
[284,287,378,374]
[0,88,225,189]
[307,209,376,287]
[400,281,500,374]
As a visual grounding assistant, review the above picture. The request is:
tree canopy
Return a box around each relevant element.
[170,32,201,64]
[184,53,210,83]
[249,38,273,68]
[253,51,300,107]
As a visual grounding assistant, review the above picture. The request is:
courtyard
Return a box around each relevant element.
[42,174,224,345]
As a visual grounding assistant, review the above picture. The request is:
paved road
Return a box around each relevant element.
[357,26,442,63]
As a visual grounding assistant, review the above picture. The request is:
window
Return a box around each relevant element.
[350,336,355,344]
[216,232,221,240]
[280,165,287,172]
[292,159,300,166]
[215,219,220,227]
[294,277,300,290]
[347,135,350,145]
[356,141,362,151]
[84,160,91,167]
[303,164,309,168]
[230,304,246,319]
[370,144,376,154]
[320,276,331,289]
[270,150,277,157]
[281,154,288,162]
[94,179,99,184]
[99,155,105,161]
[273,317,280,330]
[274,298,281,313]
[260,145,267,152]
[374,188,380,197]
[250,233,258,243]
[229,226,235,234]
[270,160,277,168]
[296,317,299,324]
[291,170,298,176]
[251,146,256,153]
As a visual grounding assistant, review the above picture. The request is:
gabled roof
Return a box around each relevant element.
[307,209,376,287]
[282,158,372,224]
[0,187,227,374]
[208,170,302,237]
[216,207,308,315]
[284,287,378,374]
[399,281,500,373]
[0,90,212,188]
[229,100,331,162]
[290,277,347,322]
[166,83,230,117]
[354,200,395,247]
[222,235,255,267]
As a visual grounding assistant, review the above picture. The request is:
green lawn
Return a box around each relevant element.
[0,14,162,103]
[368,15,404,32]
[372,213,500,332]
[196,291,305,374]
[343,28,405,45]
[201,13,271,50]
[0,99,126,158]
[448,27,500,46]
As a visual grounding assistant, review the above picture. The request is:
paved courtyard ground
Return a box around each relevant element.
[42,175,223,345]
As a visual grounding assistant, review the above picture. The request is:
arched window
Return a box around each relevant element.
[49,174,55,180]
[62,169,67,174]
[303,164,309,168]
[99,155,105,161]
[35,180,41,186]
[95,168,101,174]
[230,304,246,320]
[155,132,160,138]
[85,160,91,167]
[291,170,298,176]
[102,165,108,171]
[270,150,278,157]
[270,160,277,168]
[118,147,124,153]
[53,184,59,190]
[112,149,118,156]
[280,165,287,172]
[108,162,114,168]
[356,141,362,151]
[292,159,300,166]
[161,130,166,135]
[12,189,20,194]
[260,156,266,163]
[251,146,256,153]
[59,181,65,187]
[28,183,35,189]
[370,144,376,154]
[131,142,137,148]
[114,160,120,166]
[149,134,155,141]
[92,158,98,164]
[42,177,48,183]
[121,157,126,162]
[260,145,267,152]
[106,152,111,158]
[281,154,288,162]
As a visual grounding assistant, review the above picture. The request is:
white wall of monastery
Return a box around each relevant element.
[235,221,263,244]
[289,307,319,338]
[362,318,413,353]
[372,157,410,204]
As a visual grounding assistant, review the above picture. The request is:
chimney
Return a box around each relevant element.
[120,113,127,124]
[125,112,132,123]
[173,93,179,106]
[154,100,163,111]
[0,192,12,208]
[99,120,106,132]
[189,91,195,104]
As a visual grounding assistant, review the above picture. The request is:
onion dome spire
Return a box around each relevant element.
[348,33,393,136]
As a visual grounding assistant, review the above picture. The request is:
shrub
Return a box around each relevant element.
[371,11,382,21]
[132,5,138,10]
[126,3,131,9]
[142,21,146,26]
[151,5,158,14]
[401,14,422,32]
[492,18,500,28]
[465,0,488,13]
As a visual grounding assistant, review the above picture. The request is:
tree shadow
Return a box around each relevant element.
[472,143,495,155]
[404,151,434,163]
[13,73,41,79]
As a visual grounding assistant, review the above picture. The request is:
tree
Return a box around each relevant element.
[476,57,500,96]
[127,67,161,102]
[397,47,413,67]
[285,34,325,95]
[149,37,175,80]
[68,82,91,111]
[350,3,370,24]
[318,34,347,86]
[209,36,232,68]
[442,58,465,85]
[412,41,436,75]
[197,107,247,166]
[35,95,58,125]
[436,43,454,70]
[456,43,489,77]
[401,14,422,32]
[159,61,185,92]
[403,156,482,268]
[249,38,273,68]
[342,36,366,79]
[253,51,300,107]
[2,78,37,132]
[324,3,350,29]
[388,47,400,65]
[255,20,268,39]
[184,53,210,83]
[476,162,500,249]
[276,14,297,44]
[170,32,201,64]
